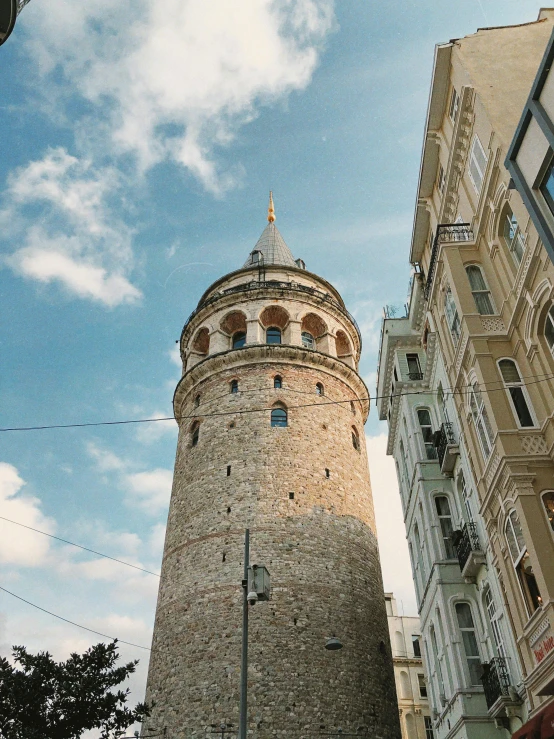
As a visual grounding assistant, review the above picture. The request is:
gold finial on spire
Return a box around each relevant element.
[267,191,275,223]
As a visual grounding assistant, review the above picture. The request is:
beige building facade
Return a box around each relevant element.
[379,9,554,739]
[143,201,401,738]
[386,593,434,739]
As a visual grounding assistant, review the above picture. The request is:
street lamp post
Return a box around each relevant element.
[238,529,270,739]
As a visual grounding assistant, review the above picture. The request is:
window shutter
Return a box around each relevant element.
[468,136,487,193]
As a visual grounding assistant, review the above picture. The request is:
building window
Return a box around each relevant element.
[502,208,525,265]
[412,635,421,657]
[406,353,422,380]
[545,305,554,355]
[271,407,287,427]
[266,327,282,344]
[444,287,461,344]
[429,625,445,700]
[273,375,282,389]
[455,603,482,686]
[230,379,239,394]
[399,439,410,487]
[418,673,428,698]
[301,331,315,349]
[469,381,494,460]
[498,359,535,427]
[458,470,474,523]
[424,716,434,739]
[484,586,507,661]
[449,87,459,122]
[191,422,200,447]
[316,382,324,396]
[437,163,446,193]
[468,134,488,194]
[352,427,361,452]
[194,394,200,408]
[435,496,456,559]
[232,331,246,349]
[505,509,542,614]
[542,491,554,534]
[466,265,495,315]
[540,157,554,216]
[417,408,437,460]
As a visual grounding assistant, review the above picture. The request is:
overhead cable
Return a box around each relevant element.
[1,371,554,432]
[0,516,160,577]
[0,585,151,650]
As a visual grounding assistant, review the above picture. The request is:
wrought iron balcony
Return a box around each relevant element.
[481,657,511,710]
[452,522,485,578]
[424,223,473,300]
[434,422,459,474]
[407,371,424,381]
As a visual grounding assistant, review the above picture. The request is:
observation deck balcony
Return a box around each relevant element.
[434,422,459,475]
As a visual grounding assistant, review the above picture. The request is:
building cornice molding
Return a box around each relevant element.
[173,344,370,422]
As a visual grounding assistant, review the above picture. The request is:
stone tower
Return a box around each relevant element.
[143,196,401,739]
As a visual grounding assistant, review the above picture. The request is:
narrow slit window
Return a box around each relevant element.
[194,394,201,408]
[498,359,535,428]
[325,468,330,478]
[274,375,282,389]
[316,382,324,396]
[191,423,199,447]
[226,465,231,476]
[230,379,239,394]
[351,427,361,452]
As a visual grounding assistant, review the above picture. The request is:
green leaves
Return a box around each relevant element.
[0,640,150,739]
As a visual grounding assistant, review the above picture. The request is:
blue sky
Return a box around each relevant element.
[0,0,548,707]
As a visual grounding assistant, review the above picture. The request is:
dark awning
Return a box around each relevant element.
[512,701,554,739]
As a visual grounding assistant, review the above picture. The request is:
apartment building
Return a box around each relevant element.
[386,593,434,739]
[378,10,554,739]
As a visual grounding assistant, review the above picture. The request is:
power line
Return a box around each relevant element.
[0,585,151,651]
[1,371,554,432]
[0,516,160,577]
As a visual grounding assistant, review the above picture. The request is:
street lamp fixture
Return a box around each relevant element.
[325,636,344,651]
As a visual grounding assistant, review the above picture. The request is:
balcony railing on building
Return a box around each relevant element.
[451,522,486,579]
[433,422,459,475]
[424,223,473,300]
[481,657,511,709]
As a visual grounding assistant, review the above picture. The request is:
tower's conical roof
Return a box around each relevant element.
[243,192,297,269]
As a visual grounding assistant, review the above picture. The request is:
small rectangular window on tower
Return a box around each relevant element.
[289,492,294,500]
[227,465,231,476]
[325,468,330,478]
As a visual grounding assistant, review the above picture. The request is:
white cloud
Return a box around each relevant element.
[1,149,141,307]
[135,413,177,445]
[86,442,127,473]
[0,463,55,567]
[169,345,182,368]
[22,0,335,194]
[365,432,418,616]
[124,469,173,515]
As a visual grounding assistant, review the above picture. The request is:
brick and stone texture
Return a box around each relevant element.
[143,266,401,739]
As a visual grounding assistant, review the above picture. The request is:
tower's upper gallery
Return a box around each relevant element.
[179,195,362,376]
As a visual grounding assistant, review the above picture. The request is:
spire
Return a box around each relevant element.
[267,191,275,223]
[242,192,298,269]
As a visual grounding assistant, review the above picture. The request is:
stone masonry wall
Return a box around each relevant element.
[143,345,401,739]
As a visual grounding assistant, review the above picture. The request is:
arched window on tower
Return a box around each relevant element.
[266,327,281,344]
[302,331,315,349]
[271,407,288,427]
[274,375,282,389]
[230,379,239,394]
[191,422,200,447]
[316,382,324,396]
[351,426,361,452]
[232,331,246,349]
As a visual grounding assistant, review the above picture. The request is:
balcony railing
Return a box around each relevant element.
[424,223,473,300]
[407,371,424,381]
[481,657,511,709]
[435,422,455,467]
[452,522,481,572]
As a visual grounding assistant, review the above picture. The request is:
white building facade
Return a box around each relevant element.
[386,592,434,739]
[377,279,524,739]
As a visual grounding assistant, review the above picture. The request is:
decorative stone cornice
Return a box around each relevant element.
[173,344,370,422]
